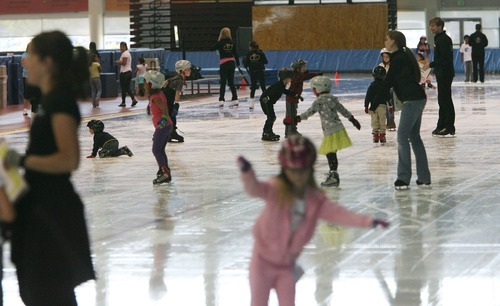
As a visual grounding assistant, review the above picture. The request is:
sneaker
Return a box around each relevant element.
[118,102,126,107]
[131,100,138,107]
[416,180,431,186]
[321,171,340,187]
[122,146,134,157]
[394,179,409,190]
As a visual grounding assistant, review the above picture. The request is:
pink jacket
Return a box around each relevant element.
[241,169,374,266]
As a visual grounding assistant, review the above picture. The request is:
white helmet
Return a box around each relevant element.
[144,70,165,89]
[380,48,390,54]
[175,60,191,73]
[310,76,332,94]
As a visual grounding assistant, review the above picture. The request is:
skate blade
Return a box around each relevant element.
[394,185,410,190]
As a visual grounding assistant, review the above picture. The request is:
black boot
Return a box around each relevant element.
[169,128,185,143]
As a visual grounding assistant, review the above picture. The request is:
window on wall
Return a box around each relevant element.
[397,11,426,50]
[443,18,481,47]
[0,16,89,52]
[104,15,132,50]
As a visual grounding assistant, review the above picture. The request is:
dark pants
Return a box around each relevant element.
[249,70,266,98]
[472,52,485,83]
[285,102,298,137]
[436,75,455,132]
[152,125,173,169]
[260,101,276,133]
[219,61,237,101]
[99,139,126,158]
[120,71,136,104]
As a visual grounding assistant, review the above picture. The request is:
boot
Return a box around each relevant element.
[379,133,386,144]
[373,132,379,143]
[321,171,340,187]
[153,166,171,185]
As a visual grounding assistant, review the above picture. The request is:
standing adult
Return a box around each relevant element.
[115,41,138,107]
[376,30,431,189]
[210,27,240,108]
[424,17,455,136]
[469,23,488,83]
[88,41,100,61]
[5,30,95,305]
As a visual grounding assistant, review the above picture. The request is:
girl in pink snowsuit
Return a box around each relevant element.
[238,135,389,306]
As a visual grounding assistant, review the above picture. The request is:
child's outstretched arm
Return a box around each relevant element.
[237,156,270,199]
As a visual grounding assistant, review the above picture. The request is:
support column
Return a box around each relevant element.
[424,0,439,45]
[89,0,105,49]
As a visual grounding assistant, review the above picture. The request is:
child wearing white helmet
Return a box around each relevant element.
[284,76,361,187]
[237,135,389,306]
[160,59,191,143]
[144,70,173,185]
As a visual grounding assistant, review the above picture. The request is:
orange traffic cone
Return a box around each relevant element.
[334,71,340,87]
[240,78,247,90]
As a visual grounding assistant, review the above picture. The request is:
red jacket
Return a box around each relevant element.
[286,71,321,104]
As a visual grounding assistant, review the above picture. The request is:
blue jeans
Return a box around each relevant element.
[397,99,431,184]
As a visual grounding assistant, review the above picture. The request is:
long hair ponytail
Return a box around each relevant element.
[387,30,421,82]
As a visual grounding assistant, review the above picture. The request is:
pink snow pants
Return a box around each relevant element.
[249,252,296,306]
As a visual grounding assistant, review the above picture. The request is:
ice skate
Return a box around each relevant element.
[394,179,409,190]
[321,171,339,187]
[229,100,239,109]
[249,98,255,110]
[169,128,185,143]
[218,100,224,108]
[261,132,280,142]
[416,180,431,187]
[379,133,386,144]
[153,166,171,185]
[435,128,455,137]
[121,146,134,157]
[372,132,379,144]
[387,121,396,131]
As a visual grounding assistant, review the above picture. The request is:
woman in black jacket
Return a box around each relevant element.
[210,27,240,108]
[377,30,431,190]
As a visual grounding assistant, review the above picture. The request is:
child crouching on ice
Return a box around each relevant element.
[284,76,361,187]
[86,120,133,158]
[237,135,389,306]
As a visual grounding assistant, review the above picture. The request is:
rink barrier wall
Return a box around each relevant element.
[1,48,500,104]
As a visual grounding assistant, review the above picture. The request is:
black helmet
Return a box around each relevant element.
[372,66,386,80]
[278,68,296,80]
[290,59,307,71]
[87,120,104,133]
[249,41,259,49]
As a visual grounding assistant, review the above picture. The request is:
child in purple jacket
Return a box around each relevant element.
[237,135,389,306]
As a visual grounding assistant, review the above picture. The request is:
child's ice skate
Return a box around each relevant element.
[153,166,171,185]
[372,132,379,144]
[321,171,339,187]
[379,133,386,144]
[121,146,134,157]
[169,128,185,143]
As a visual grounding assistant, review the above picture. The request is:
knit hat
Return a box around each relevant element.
[278,135,317,169]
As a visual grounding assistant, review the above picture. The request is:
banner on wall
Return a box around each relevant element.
[0,0,88,14]
[106,0,130,12]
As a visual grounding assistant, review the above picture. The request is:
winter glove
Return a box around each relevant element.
[4,149,25,168]
[237,156,252,173]
[372,219,390,228]
[389,106,394,114]
[157,115,169,129]
[87,155,95,159]
[294,94,304,102]
[349,115,361,130]
[364,107,369,114]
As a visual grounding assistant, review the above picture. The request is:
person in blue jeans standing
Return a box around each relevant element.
[376,30,431,190]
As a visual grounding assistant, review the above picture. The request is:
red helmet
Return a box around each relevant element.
[278,135,317,169]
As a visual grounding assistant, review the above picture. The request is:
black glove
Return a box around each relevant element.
[372,219,390,228]
[5,149,25,168]
[349,115,361,130]
[237,156,252,172]
[294,94,304,102]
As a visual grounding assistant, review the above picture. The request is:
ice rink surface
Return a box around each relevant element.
[1,74,500,305]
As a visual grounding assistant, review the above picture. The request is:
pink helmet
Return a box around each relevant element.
[278,135,317,169]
